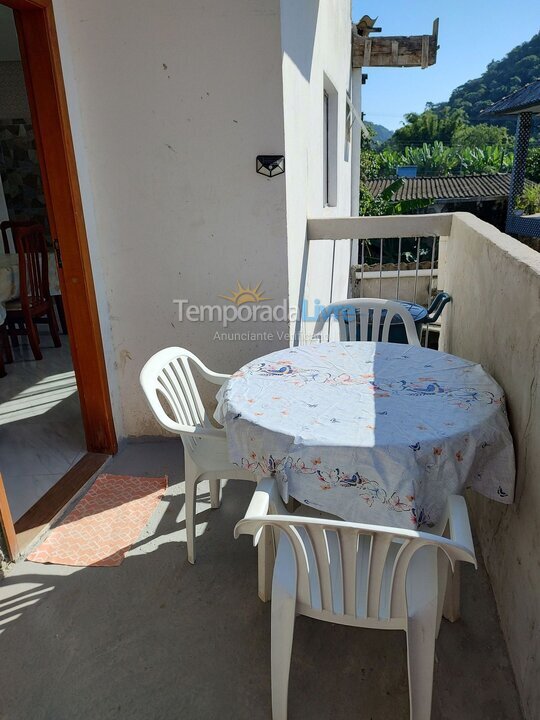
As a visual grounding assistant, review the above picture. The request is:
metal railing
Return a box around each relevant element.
[301,214,454,346]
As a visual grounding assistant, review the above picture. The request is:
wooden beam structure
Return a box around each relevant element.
[352,18,439,69]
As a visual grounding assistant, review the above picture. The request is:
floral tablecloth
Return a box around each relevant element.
[215,342,515,529]
[0,252,60,324]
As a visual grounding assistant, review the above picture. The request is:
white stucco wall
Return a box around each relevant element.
[53,0,290,436]
[280,0,355,343]
[439,213,540,720]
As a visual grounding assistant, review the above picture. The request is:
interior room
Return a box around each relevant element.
[0,5,85,527]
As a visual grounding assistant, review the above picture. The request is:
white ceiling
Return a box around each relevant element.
[0,6,21,61]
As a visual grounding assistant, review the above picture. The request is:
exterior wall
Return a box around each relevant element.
[439,213,540,720]
[53,0,289,436]
[280,0,355,343]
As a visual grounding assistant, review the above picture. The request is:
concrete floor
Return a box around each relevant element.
[0,440,523,720]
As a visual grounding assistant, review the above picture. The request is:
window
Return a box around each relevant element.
[323,76,338,207]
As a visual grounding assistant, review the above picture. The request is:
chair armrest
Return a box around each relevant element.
[234,476,288,544]
[444,495,477,568]
[198,368,231,385]
[191,354,231,385]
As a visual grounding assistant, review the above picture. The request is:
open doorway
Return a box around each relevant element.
[0,0,116,558]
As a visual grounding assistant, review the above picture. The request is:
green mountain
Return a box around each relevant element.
[366,123,393,145]
[438,31,540,126]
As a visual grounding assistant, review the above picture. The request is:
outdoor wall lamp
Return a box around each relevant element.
[256,155,285,177]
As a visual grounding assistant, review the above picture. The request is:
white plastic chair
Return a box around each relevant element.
[313,297,421,345]
[140,347,255,564]
[235,477,477,720]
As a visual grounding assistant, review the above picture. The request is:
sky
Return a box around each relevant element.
[352,0,540,131]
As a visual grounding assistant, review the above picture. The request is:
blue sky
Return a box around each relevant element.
[352,0,540,130]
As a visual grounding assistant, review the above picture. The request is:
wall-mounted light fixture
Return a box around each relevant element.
[256,155,285,177]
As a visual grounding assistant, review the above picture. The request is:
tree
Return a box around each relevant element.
[526,147,540,183]
[453,123,511,148]
[360,148,382,180]
[387,108,467,149]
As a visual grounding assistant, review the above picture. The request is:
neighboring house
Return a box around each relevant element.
[365,173,525,230]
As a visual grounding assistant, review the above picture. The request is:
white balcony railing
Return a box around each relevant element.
[299,213,453,346]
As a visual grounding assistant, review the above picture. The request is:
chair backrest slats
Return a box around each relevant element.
[158,371,187,425]
[178,357,206,426]
[313,298,421,346]
[378,540,403,620]
[165,363,194,426]
[296,527,322,611]
[141,347,225,435]
[367,533,392,619]
[390,539,424,618]
[14,225,49,309]
[338,527,358,617]
[355,533,371,618]
[304,525,332,611]
[236,511,476,623]
[1,220,34,254]
[280,525,312,603]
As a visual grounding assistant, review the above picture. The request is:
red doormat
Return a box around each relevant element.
[27,474,168,567]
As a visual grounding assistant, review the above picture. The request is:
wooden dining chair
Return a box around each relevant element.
[235,476,477,720]
[5,224,61,361]
[1,220,68,334]
[0,220,34,254]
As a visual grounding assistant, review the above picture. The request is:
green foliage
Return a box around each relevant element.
[526,147,540,183]
[371,143,514,177]
[515,184,540,215]
[388,108,467,148]
[360,148,382,180]
[436,32,540,130]
[453,123,511,148]
[457,145,514,174]
[359,179,432,217]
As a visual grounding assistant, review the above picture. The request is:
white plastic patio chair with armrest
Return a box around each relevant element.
[140,346,256,565]
[234,477,477,720]
[313,297,421,345]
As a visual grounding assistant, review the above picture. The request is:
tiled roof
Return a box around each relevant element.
[481,79,540,116]
[365,173,514,202]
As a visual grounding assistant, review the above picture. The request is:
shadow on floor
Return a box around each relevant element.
[0,440,523,720]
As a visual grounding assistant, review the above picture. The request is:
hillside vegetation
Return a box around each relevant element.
[439,32,540,125]
[365,32,540,182]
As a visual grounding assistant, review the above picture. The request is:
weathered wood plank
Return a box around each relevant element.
[352,19,439,69]
[352,34,438,68]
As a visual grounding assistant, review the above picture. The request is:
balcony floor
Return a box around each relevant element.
[0,440,522,720]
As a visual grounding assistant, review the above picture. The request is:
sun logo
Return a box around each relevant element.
[220,281,271,305]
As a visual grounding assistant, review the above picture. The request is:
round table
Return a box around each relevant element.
[215,342,515,529]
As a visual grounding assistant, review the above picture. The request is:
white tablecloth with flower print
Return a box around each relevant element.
[215,341,515,530]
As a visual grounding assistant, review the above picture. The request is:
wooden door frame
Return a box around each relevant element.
[0,0,117,557]
[1,0,117,454]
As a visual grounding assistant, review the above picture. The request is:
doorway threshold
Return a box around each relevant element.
[14,452,109,554]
